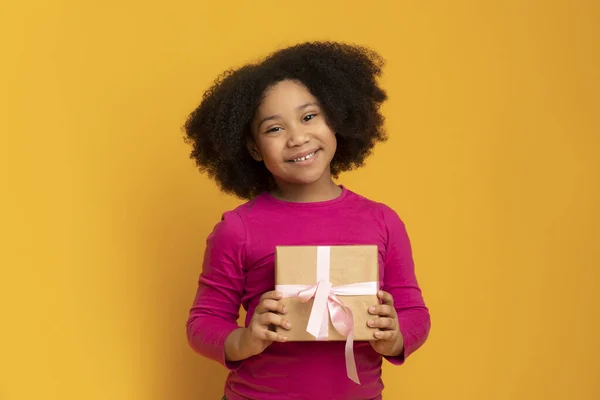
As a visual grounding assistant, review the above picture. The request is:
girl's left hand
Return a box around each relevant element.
[368,290,404,357]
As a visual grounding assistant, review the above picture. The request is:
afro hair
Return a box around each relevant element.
[183,41,388,199]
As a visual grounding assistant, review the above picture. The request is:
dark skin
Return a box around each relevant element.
[368,290,405,356]
[224,290,404,361]
[224,291,288,362]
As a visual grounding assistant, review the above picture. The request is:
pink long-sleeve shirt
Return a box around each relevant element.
[186,186,430,400]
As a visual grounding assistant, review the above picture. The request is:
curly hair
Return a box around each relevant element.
[183,41,388,199]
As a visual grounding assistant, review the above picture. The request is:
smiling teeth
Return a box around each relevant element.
[292,151,316,162]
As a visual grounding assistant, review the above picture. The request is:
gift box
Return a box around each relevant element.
[274,245,379,342]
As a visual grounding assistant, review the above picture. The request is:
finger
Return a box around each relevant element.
[377,290,395,306]
[260,290,284,302]
[368,317,395,330]
[368,304,395,317]
[260,312,292,330]
[373,330,396,341]
[256,299,287,314]
[262,329,288,343]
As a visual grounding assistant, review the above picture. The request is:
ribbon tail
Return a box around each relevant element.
[328,295,360,384]
[318,305,329,341]
[306,280,332,338]
[345,329,360,385]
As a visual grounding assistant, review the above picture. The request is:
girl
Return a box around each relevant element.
[184,41,430,400]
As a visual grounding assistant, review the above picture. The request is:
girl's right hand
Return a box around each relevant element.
[242,290,291,357]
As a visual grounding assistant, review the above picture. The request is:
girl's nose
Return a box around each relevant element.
[287,126,310,147]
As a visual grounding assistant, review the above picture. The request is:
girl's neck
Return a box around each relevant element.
[271,178,342,203]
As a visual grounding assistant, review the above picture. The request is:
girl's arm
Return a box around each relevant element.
[380,205,431,364]
[186,211,247,369]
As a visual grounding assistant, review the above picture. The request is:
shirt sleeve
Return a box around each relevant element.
[186,210,246,370]
[380,205,431,365]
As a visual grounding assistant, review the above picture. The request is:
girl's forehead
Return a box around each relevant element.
[259,80,318,110]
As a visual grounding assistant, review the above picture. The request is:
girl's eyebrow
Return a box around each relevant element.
[296,102,318,111]
[257,102,319,130]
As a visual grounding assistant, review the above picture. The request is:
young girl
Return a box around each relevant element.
[184,41,430,400]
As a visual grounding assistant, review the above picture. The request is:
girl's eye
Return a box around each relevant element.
[303,113,317,122]
[266,127,282,133]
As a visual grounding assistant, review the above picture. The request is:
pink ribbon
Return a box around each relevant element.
[276,247,378,385]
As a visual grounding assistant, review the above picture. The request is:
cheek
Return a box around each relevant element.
[325,132,337,153]
[259,142,282,163]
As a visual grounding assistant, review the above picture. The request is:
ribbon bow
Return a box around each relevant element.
[276,246,378,385]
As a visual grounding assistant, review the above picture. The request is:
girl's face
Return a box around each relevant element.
[249,79,337,188]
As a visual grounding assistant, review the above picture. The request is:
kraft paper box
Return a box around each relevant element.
[274,245,379,341]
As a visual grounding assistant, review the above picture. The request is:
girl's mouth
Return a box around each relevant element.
[288,150,318,163]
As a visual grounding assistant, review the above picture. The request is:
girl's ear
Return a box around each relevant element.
[247,138,262,161]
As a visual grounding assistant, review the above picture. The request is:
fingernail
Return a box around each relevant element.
[285,322,292,329]
[378,291,384,297]
[368,320,375,327]
[282,306,287,313]
[375,331,381,338]
[276,292,283,298]
[369,306,376,313]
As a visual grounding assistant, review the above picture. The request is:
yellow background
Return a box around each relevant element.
[1,1,598,399]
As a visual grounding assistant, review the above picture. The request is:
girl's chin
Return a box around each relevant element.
[276,173,331,187]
